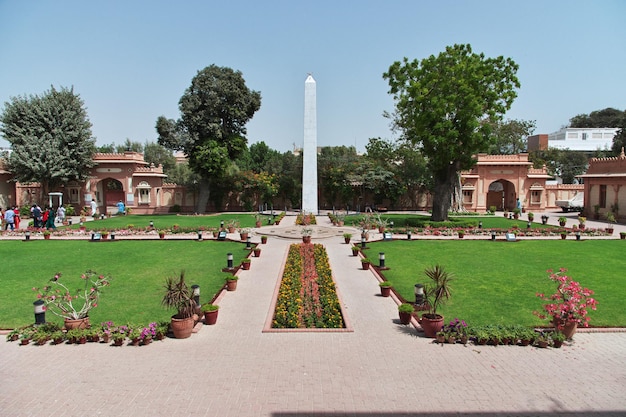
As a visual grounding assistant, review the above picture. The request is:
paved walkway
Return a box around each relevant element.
[1,212,625,416]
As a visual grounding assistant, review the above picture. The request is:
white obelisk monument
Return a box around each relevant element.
[302,74,318,214]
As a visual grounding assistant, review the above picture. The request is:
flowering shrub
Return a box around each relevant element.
[534,268,598,327]
[273,243,343,328]
[441,318,468,338]
[33,270,112,320]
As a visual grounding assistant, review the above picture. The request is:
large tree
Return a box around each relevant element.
[0,86,96,197]
[384,44,520,220]
[156,65,261,213]
[486,118,536,154]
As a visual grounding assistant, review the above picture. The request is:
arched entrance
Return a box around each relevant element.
[487,179,516,211]
[103,178,124,208]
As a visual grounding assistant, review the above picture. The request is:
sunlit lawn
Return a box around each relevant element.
[362,239,624,328]
[0,239,246,328]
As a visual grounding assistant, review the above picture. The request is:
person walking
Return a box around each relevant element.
[13,206,20,229]
[90,199,97,217]
[56,205,65,224]
[4,206,15,231]
[31,204,42,228]
[45,206,56,229]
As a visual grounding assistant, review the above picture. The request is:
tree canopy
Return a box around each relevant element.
[486,118,536,154]
[0,86,96,197]
[384,44,520,220]
[156,65,261,212]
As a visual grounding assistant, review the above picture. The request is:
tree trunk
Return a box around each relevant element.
[431,163,460,221]
[195,179,210,214]
[450,172,464,213]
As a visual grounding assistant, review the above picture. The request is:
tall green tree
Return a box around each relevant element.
[0,86,96,197]
[384,44,519,220]
[144,142,176,173]
[569,108,625,128]
[156,65,261,213]
[486,118,536,154]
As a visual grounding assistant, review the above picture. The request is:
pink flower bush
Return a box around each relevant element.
[534,268,598,328]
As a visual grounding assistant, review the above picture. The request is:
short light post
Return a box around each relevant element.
[478,221,483,229]
[576,230,581,241]
[149,221,154,229]
[25,231,31,241]
[379,252,385,268]
[191,285,200,308]
[407,229,411,240]
[361,236,367,249]
[246,236,252,250]
[220,220,224,230]
[527,221,531,229]
[68,218,72,226]
[491,230,496,241]
[197,231,203,241]
[100,214,105,220]
[34,300,45,325]
[110,231,116,240]
[227,253,234,270]
[414,284,425,307]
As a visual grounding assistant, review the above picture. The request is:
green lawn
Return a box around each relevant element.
[62,213,274,232]
[0,239,245,328]
[345,213,556,230]
[363,239,624,328]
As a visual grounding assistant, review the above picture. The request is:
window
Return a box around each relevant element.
[462,190,473,204]
[531,190,542,204]
[139,189,150,204]
[599,185,607,208]
[582,133,587,140]
[69,188,80,204]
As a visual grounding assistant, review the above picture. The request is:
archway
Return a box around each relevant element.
[487,179,516,211]
[103,178,124,207]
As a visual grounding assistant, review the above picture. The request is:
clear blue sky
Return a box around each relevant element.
[1,0,624,153]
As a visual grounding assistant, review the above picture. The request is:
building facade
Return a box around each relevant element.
[528,128,618,152]
[579,148,626,222]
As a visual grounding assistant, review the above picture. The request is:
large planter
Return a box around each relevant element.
[64,317,90,330]
[170,315,194,339]
[419,314,445,338]
[554,318,578,339]
[204,310,219,325]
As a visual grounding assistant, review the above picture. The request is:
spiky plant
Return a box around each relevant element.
[161,271,195,319]
[423,264,454,318]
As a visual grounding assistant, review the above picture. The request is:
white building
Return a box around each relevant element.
[547,127,618,152]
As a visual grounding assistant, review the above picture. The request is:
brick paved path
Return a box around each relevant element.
[1,213,625,417]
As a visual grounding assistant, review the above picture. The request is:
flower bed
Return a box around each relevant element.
[272,243,344,328]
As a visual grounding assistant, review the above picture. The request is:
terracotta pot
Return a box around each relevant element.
[552,340,563,348]
[398,311,412,325]
[113,338,124,346]
[351,248,360,256]
[226,279,238,291]
[380,286,391,297]
[255,221,262,228]
[170,315,194,339]
[64,317,90,330]
[131,338,140,346]
[253,249,261,257]
[44,234,51,240]
[204,309,219,325]
[241,262,251,270]
[240,233,249,241]
[159,233,165,239]
[142,337,152,345]
[261,236,268,244]
[302,236,311,244]
[361,261,370,270]
[554,318,578,339]
[560,234,567,240]
[458,233,464,239]
[344,237,351,244]
[419,314,444,338]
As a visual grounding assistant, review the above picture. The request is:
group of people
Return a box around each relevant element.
[0,206,20,230]
[0,204,66,231]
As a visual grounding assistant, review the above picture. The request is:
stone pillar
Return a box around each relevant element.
[302,74,318,214]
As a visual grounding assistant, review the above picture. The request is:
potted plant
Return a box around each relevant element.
[261,235,268,244]
[419,264,453,338]
[161,271,196,339]
[516,327,537,346]
[155,321,169,340]
[241,258,251,270]
[360,257,372,270]
[33,270,111,330]
[620,231,626,240]
[253,246,261,257]
[158,230,165,239]
[535,331,550,348]
[201,303,219,325]
[605,212,616,234]
[512,208,521,219]
[541,214,549,225]
[239,228,251,241]
[378,281,392,297]
[549,330,565,348]
[534,268,598,340]
[457,229,465,238]
[42,229,52,239]
[254,213,263,228]
[398,303,414,325]
[527,212,535,222]
[351,245,360,256]
[225,275,239,291]
[139,323,156,345]
[577,216,586,229]
[558,216,567,227]
[226,220,238,233]
[301,228,313,244]
[343,233,352,244]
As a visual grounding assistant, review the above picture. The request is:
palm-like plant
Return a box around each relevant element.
[161,271,195,319]
[423,264,453,318]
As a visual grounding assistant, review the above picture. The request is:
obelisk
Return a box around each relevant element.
[302,74,318,214]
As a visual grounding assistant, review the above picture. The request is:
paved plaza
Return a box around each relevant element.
[1,212,625,417]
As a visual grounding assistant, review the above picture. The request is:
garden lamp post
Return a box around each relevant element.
[379,252,385,268]
[34,300,45,325]
[25,231,30,241]
[361,236,367,249]
[110,231,115,240]
[478,221,483,229]
[527,221,531,229]
[576,230,581,241]
[149,220,154,229]
[414,284,425,306]
[246,236,252,250]
[407,229,411,240]
[197,231,203,241]
[220,220,224,230]
[227,253,233,269]
[191,285,200,308]
[491,230,496,241]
